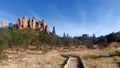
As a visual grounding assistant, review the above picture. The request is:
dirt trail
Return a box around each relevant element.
[63,56,84,68]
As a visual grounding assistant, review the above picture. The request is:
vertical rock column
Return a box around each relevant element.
[17,18,22,29]
[32,17,36,30]
[39,19,46,31]
[52,26,56,35]
[22,16,28,29]
[28,17,33,29]
[1,20,6,28]
[45,25,50,34]
[42,19,46,30]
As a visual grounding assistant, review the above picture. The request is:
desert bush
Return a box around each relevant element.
[0,54,8,60]
[109,50,120,56]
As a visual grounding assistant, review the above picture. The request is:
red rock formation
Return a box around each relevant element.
[35,22,40,29]
[39,19,46,31]
[28,17,33,29]
[17,18,22,29]
[22,16,28,29]
[45,25,50,34]
[32,17,36,30]
[1,16,51,34]
[1,20,6,28]
[41,19,46,29]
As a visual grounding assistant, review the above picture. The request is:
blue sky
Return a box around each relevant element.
[0,0,120,37]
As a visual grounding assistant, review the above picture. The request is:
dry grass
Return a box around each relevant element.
[78,48,120,68]
[0,42,120,68]
[58,43,120,68]
[0,50,66,68]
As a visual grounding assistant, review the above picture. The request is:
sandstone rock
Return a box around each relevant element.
[45,25,50,34]
[1,20,6,28]
[1,17,51,34]
[17,18,23,29]
[41,19,46,29]
[39,19,46,31]
[22,16,28,29]
[28,17,33,29]
[35,22,40,29]
[32,17,36,30]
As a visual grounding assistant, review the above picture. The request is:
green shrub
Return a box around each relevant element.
[0,54,8,60]
[109,50,120,56]
[113,56,120,67]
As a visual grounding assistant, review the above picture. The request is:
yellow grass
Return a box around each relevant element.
[0,43,120,68]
